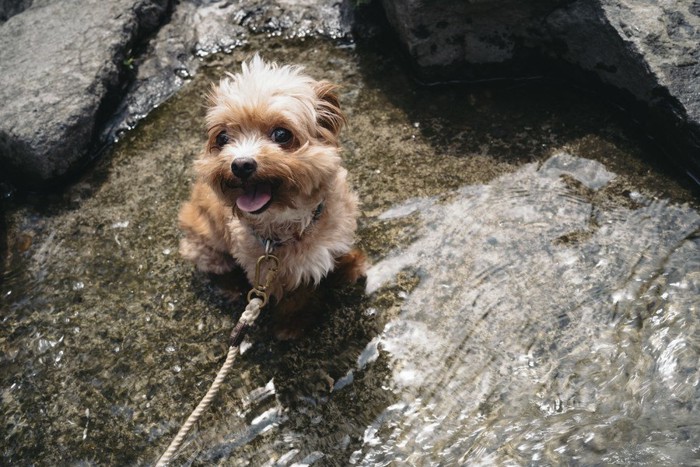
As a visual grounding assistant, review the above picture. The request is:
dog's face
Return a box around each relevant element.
[195,56,345,221]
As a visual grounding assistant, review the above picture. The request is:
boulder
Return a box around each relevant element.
[379,0,561,76]
[0,0,353,188]
[0,0,170,187]
[380,0,700,180]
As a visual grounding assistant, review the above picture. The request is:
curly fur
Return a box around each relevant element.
[178,56,366,338]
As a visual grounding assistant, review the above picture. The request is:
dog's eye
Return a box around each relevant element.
[215,131,229,147]
[270,127,293,146]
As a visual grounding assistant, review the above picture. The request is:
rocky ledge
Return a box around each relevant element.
[0,0,171,187]
[381,0,700,182]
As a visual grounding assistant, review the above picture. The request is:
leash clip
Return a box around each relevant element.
[247,243,279,307]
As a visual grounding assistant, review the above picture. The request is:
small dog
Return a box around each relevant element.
[178,56,366,338]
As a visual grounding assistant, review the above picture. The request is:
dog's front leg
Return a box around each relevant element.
[178,182,237,274]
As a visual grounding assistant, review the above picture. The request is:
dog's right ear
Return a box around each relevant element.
[314,81,346,145]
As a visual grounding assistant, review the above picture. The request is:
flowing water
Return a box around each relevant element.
[1,38,699,465]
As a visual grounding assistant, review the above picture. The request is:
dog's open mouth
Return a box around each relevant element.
[236,182,273,214]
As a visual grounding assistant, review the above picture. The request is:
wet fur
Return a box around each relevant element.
[179,56,366,339]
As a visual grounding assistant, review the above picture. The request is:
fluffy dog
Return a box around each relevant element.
[178,56,366,338]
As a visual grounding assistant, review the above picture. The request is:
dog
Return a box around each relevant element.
[178,56,366,339]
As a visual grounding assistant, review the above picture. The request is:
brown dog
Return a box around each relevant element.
[178,56,366,338]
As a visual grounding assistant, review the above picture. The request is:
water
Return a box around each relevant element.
[1,38,699,465]
[359,153,700,464]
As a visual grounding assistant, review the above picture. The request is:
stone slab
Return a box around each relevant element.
[0,0,169,186]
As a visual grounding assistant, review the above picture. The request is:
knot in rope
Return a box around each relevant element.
[229,297,263,348]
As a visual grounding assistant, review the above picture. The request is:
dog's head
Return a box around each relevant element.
[195,55,345,221]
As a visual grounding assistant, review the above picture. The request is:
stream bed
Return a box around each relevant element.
[2,38,699,465]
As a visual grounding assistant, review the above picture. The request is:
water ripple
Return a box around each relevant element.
[360,153,700,464]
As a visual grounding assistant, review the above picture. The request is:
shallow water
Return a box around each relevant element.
[360,154,700,464]
[2,38,699,465]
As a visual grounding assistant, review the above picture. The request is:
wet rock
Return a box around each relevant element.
[380,0,700,180]
[0,0,170,187]
[109,0,353,142]
[360,153,700,464]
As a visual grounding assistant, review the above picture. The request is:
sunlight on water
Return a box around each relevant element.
[358,153,700,465]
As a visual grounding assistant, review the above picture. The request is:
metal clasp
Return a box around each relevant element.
[246,250,279,307]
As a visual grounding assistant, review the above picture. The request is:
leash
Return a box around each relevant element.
[156,243,279,466]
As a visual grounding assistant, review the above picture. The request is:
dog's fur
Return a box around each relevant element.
[178,56,366,338]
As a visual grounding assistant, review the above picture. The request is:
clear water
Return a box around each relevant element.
[359,153,700,465]
[1,38,698,465]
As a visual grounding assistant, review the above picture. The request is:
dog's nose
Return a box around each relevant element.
[231,157,257,179]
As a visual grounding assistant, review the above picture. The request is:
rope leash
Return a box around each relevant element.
[156,247,279,466]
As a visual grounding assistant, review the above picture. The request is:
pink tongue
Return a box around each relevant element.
[236,183,272,213]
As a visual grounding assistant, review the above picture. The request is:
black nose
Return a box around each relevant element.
[231,157,257,179]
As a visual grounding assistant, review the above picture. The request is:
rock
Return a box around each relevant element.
[379,0,560,76]
[108,0,353,143]
[0,0,170,187]
[380,0,700,181]
[547,2,700,177]
[0,0,41,22]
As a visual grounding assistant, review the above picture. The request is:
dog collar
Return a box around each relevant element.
[254,201,325,250]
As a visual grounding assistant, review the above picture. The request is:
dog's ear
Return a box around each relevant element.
[314,81,346,145]
[207,80,224,108]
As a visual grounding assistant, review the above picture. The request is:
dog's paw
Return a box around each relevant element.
[273,324,306,341]
[331,248,368,284]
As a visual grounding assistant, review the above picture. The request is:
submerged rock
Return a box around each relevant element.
[380,0,700,180]
[360,153,700,464]
[0,0,171,187]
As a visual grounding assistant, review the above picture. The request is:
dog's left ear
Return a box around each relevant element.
[315,81,346,145]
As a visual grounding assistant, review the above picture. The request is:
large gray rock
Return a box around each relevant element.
[381,0,700,180]
[0,0,169,186]
[547,2,700,174]
[549,2,700,123]
[0,0,351,188]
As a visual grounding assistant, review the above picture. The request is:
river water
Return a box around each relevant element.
[2,38,699,465]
